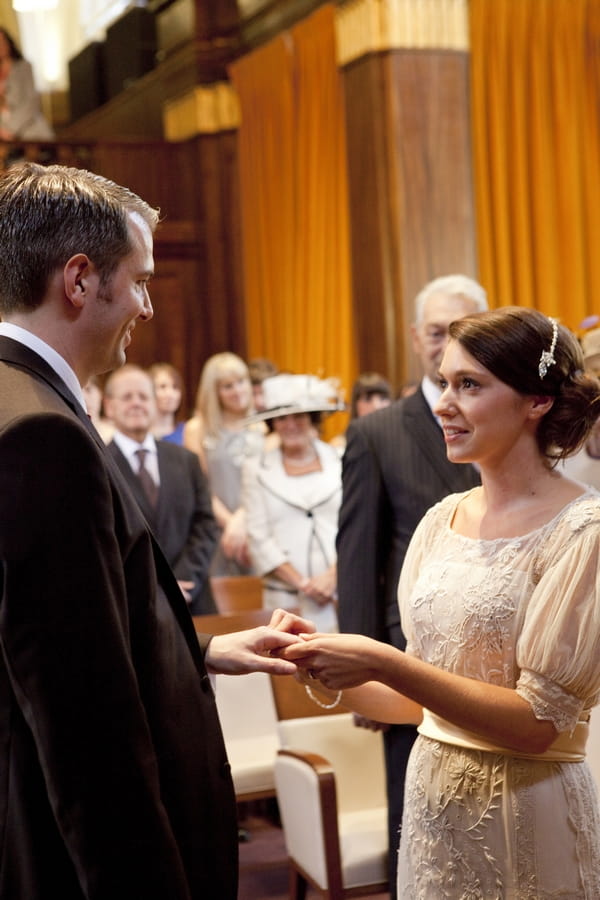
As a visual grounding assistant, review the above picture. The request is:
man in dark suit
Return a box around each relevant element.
[336,274,488,898]
[0,162,306,899]
[104,364,218,614]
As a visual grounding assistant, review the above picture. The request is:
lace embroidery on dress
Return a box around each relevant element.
[396,489,600,899]
[400,738,505,899]
[517,669,583,734]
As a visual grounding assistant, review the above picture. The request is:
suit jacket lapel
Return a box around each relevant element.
[0,337,205,666]
[154,442,171,524]
[0,338,211,676]
[0,336,107,452]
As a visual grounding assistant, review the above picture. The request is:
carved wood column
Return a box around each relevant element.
[337,0,477,387]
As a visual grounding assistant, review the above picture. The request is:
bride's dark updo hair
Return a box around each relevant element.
[448,307,600,464]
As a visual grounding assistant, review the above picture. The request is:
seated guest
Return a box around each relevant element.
[104,364,219,614]
[242,374,343,632]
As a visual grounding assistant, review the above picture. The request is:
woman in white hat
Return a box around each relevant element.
[241,374,343,632]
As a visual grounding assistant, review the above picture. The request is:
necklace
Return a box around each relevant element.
[283,449,318,467]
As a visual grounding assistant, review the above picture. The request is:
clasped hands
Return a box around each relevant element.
[205,608,378,689]
[298,567,337,606]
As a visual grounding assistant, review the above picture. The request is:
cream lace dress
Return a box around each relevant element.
[396,489,600,899]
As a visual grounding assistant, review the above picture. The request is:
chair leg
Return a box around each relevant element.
[289,865,308,900]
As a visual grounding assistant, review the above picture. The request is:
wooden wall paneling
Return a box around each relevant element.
[90,141,186,216]
[195,0,240,37]
[116,221,205,417]
[59,40,235,140]
[113,130,246,409]
[75,134,244,411]
[125,263,192,370]
[185,130,246,391]
[78,138,205,409]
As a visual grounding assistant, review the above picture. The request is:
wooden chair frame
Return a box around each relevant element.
[277,748,388,900]
[209,574,263,614]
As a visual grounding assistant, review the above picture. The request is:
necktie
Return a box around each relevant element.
[135,448,158,508]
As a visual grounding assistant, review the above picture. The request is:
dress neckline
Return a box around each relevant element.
[446,486,597,545]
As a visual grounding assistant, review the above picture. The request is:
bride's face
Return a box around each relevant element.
[435,340,546,469]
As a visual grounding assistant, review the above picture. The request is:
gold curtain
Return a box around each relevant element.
[470,0,600,330]
[0,2,19,40]
[229,5,356,433]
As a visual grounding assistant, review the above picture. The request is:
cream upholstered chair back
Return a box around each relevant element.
[275,712,388,899]
[194,611,279,803]
[214,671,280,801]
[278,713,386,812]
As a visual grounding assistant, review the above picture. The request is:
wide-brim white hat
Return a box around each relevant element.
[244,373,345,424]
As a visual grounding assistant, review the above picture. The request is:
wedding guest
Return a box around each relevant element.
[184,352,264,574]
[562,326,600,487]
[242,374,343,632]
[248,356,279,412]
[330,371,393,454]
[0,28,54,143]
[105,364,219,613]
[148,361,185,444]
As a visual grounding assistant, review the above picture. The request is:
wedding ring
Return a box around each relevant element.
[308,669,318,680]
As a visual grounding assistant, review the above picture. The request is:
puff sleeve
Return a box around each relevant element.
[516,498,600,732]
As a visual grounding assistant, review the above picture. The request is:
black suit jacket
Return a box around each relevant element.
[0,337,238,899]
[107,439,218,613]
[337,387,481,646]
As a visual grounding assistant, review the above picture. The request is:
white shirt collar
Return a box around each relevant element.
[113,430,159,483]
[112,429,157,460]
[420,375,442,424]
[0,322,86,410]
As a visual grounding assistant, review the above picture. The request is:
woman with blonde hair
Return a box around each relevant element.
[184,352,264,574]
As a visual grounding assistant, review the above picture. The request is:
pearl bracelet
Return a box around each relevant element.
[304,683,343,710]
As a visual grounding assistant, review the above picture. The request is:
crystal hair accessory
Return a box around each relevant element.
[538,318,558,379]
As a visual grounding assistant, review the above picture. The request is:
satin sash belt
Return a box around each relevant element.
[418,708,588,762]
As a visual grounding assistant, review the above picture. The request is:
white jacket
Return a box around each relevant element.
[241,439,341,632]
